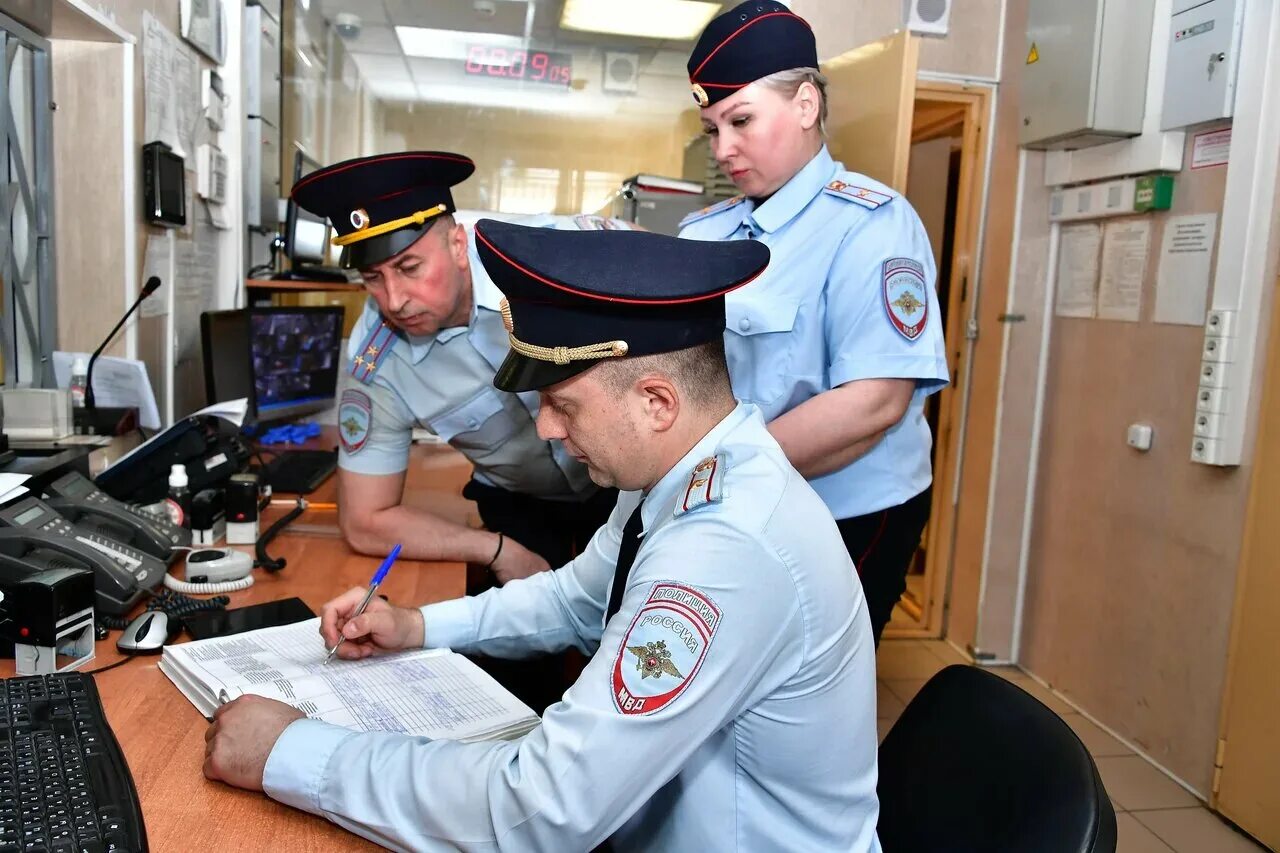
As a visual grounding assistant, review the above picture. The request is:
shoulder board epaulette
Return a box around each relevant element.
[349,319,397,384]
[822,179,896,211]
[573,214,634,231]
[679,196,745,228]
[674,454,726,517]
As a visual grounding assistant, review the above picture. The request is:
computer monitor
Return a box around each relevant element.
[279,149,347,282]
[248,306,343,423]
[201,309,252,407]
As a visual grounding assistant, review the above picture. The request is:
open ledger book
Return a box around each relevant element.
[158,618,540,743]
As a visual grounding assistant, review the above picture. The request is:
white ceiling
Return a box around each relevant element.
[314,0,719,118]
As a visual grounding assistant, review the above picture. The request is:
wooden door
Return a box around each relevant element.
[822,30,920,192]
[1214,282,1280,848]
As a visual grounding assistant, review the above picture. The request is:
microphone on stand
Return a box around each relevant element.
[82,276,162,434]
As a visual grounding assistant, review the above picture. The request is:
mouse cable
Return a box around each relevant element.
[255,496,307,573]
[82,656,138,676]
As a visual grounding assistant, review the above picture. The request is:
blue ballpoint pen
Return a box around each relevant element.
[324,543,402,665]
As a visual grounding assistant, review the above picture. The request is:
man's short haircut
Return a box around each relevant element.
[595,338,732,405]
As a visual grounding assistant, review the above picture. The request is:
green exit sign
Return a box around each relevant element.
[1134,175,1174,212]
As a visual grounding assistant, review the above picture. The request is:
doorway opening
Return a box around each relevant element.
[885,81,992,639]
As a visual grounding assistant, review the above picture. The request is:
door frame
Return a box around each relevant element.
[885,80,993,639]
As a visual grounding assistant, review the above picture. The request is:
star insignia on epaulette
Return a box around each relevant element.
[627,640,684,680]
[353,355,365,368]
[366,344,380,357]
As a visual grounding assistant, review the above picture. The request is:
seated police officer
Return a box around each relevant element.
[290,152,624,588]
[203,222,882,852]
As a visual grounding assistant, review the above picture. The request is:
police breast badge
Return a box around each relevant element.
[612,582,721,715]
[338,389,372,454]
[882,257,929,341]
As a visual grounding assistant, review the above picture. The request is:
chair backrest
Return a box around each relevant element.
[877,665,1118,853]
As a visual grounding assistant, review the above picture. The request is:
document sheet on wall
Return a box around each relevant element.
[1054,223,1102,318]
[159,618,540,743]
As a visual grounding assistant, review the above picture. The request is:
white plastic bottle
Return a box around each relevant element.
[166,463,192,529]
[69,356,88,408]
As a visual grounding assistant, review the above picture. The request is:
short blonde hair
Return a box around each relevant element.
[757,67,829,135]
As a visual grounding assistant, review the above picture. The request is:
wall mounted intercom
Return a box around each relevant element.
[142,141,187,228]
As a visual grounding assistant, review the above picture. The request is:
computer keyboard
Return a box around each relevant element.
[0,672,147,853]
[263,449,338,495]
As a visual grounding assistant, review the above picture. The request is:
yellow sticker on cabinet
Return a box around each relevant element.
[1026,42,1040,64]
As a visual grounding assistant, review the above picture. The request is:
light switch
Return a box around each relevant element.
[1127,423,1154,451]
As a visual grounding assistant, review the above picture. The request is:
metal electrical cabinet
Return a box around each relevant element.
[1020,0,1157,150]
[243,1,281,230]
[1160,0,1244,130]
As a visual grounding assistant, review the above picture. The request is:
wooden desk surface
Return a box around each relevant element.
[2,440,478,851]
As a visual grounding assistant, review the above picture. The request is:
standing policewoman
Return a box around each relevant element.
[679,1,949,643]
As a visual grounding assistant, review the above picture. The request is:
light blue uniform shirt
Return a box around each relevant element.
[338,214,634,500]
[264,403,881,852]
[679,146,949,518]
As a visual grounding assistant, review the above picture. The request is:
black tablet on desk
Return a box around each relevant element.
[183,597,316,640]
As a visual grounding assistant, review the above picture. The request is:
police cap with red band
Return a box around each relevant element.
[474,219,771,392]
[290,151,475,270]
[686,1,818,108]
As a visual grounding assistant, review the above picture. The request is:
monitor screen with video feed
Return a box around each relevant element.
[249,307,343,423]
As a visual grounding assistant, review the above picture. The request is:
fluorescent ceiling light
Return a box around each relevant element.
[560,0,721,40]
[396,26,525,61]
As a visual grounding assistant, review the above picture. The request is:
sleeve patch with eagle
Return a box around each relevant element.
[612,582,721,715]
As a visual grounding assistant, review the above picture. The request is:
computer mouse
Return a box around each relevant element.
[116,610,174,655]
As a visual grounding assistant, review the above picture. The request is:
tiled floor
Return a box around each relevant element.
[876,639,1269,853]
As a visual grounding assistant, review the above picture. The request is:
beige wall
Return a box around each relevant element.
[1019,124,1240,794]
[47,0,187,415]
[792,0,1002,79]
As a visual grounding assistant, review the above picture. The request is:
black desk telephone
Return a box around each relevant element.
[43,470,191,562]
[0,497,166,615]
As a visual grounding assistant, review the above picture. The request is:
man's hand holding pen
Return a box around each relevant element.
[319,589,426,660]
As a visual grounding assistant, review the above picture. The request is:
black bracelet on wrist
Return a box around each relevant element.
[485,533,504,569]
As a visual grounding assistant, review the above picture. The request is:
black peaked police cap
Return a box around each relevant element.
[474,219,770,393]
[290,151,475,269]
[686,0,818,108]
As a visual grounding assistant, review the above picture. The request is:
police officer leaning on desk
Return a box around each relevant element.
[202,222,883,852]
[290,153,626,590]
[678,1,951,644]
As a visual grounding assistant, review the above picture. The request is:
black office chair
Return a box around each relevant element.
[877,664,1118,853]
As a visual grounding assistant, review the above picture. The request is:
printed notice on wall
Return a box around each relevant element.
[1191,128,1231,169]
[142,11,199,158]
[1097,219,1151,322]
[1054,223,1102,318]
[1154,213,1218,326]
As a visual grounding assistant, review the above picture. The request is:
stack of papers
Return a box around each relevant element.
[52,352,162,430]
[0,474,29,504]
[158,618,540,743]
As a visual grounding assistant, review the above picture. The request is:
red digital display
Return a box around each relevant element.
[464,46,572,86]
